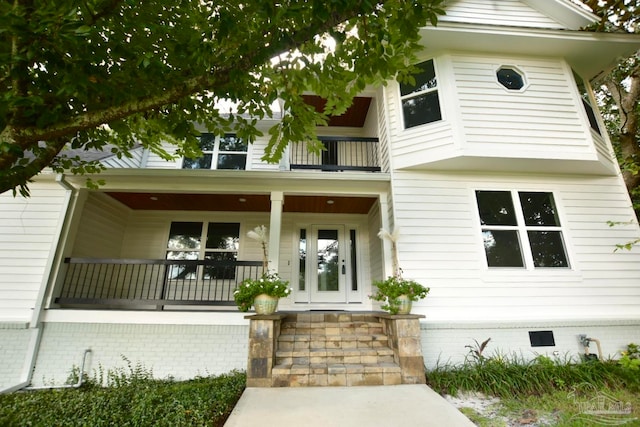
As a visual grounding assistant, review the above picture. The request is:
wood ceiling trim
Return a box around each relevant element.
[106,193,377,214]
[302,95,372,127]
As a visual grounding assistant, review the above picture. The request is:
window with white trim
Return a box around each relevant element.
[572,71,601,135]
[182,134,248,170]
[166,222,240,279]
[399,59,442,129]
[475,191,569,268]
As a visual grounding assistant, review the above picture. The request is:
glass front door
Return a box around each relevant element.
[309,225,348,303]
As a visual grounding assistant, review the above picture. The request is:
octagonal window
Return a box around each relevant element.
[497,67,525,90]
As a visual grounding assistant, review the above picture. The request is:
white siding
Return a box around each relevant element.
[453,55,598,155]
[72,193,130,258]
[441,0,565,29]
[250,135,284,171]
[143,141,181,169]
[100,147,144,168]
[121,210,270,260]
[390,170,640,322]
[376,89,392,174]
[389,54,615,172]
[0,181,67,322]
[367,201,384,282]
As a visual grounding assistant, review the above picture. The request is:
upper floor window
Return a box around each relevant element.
[496,67,525,91]
[399,59,442,129]
[182,134,248,170]
[573,71,601,135]
[475,191,569,269]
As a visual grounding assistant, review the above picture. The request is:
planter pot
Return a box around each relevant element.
[395,294,412,315]
[253,294,279,315]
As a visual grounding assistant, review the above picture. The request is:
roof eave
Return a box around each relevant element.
[419,24,640,80]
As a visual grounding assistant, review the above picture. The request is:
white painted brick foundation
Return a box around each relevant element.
[30,323,249,386]
[0,323,31,390]
[421,320,640,369]
[4,318,640,390]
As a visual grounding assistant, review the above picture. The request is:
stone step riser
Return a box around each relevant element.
[277,341,389,351]
[278,336,389,349]
[271,363,403,387]
[271,372,402,387]
[276,355,396,366]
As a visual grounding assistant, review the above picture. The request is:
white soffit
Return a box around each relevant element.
[419,24,640,80]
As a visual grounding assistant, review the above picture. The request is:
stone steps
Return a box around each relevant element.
[244,311,426,387]
[272,312,402,387]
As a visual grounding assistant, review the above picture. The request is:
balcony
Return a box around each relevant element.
[289,137,381,172]
[55,258,263,310]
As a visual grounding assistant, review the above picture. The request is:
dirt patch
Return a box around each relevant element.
[445,392,557,426]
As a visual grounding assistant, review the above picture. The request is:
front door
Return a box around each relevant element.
[294,225,354,303]
[310,226,347,303]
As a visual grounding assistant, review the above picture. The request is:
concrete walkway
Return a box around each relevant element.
[224,385,475,427]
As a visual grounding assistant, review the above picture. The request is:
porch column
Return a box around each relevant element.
[268,191,284,272]
[378,193,394,278]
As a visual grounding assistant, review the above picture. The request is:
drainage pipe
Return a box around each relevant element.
[588,337,604,360]
[24,349,92,391]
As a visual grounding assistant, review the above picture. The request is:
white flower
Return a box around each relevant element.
[247,225,269,245]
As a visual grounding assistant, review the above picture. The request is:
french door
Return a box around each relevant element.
[296,225,358,303]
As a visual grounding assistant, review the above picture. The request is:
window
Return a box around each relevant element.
[182,134,248,170]
[573,71,601,135]
[400,60,442,129]
[496,67,525,90]
[166,222,240,279]
[475,191,569,268]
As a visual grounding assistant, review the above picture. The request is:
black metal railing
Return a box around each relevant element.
[290,136,381,172]
[55,258,264,310]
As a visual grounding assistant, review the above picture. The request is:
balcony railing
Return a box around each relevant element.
[289,137,381,172]
[55,258,263,310]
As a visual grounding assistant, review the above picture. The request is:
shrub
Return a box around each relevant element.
[426,339,640,399]
[0,369,246,427]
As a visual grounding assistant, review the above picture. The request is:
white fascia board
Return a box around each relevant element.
[61,168,391,194]
[419,24,640,80]
[523,0,598,30]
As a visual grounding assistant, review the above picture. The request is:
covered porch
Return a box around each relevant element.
[47,171,394,313]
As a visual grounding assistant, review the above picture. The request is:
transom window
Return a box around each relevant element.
[182,134,248,170]
[475,191,569,269]
[166,222,240,279]
[399,59,442,129]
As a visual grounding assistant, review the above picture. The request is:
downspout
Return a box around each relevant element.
[24,349,92,391]
[0,174,77,394]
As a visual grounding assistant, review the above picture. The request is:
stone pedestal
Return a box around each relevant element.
[245,313,287,387]
[377,313,426,384]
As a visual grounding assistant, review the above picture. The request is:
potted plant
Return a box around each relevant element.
[233,225,291,314]
[370,275,429,314]
[369,228,429,314]
[234,270,291,313]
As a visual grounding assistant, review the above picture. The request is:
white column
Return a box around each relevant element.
[378,193,393,279]
[268,191,284,272]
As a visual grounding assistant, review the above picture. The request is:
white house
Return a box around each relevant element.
[2,0,640,390]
